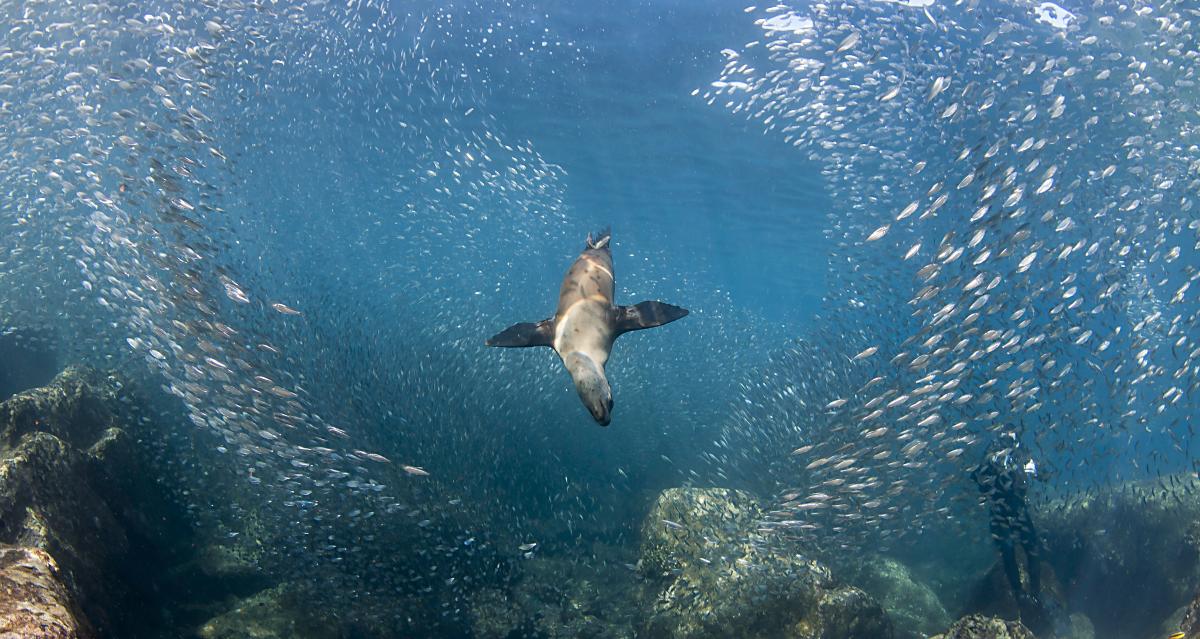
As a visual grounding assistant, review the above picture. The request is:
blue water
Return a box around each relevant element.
[483,0,831,326]
[1,0,1198,636]
[195,0,830,518]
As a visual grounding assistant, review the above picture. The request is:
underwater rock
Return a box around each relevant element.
[806,586,900,639]
[468,587,525,639]
[0,366,121,450]
[962,556,1067,637]
[1059,613,1095,639]
[1034,477,1200,638]
[193,544,267,585]
[0,368,132,635]
[166,542,272,607]
[193,578,445,639]
[930,614,1035,639]
[846,555,952,639]
[0,366,191,637]
[507,550,644,639]
[195,584,337,639]
[638,487,892,639]
[0,545,93,638]
[639,487,763,577]
[1162,589,1200,639]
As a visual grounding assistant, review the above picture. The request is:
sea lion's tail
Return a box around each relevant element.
[586,227,611,251]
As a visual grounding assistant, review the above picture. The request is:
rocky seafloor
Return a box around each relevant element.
[2,358,1199,638]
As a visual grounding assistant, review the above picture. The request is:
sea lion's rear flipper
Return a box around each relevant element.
[614,301,688,335]
[486,319,555,347]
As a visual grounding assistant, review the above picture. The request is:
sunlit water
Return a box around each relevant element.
[0,0,1197,636]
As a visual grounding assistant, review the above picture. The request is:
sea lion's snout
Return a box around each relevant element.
[564,352,613,426]
[589,390,613,426]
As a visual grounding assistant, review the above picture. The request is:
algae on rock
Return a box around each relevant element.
[196,584,339,639]
[0,366,198,637]
[1033,477,1200,638]
[0,545,93,638]
[930,614,1035,639]
[639,487,763,578]
[468,587,526,639]
[468,544,645,639]
[0,368,136,636]
[638,487,893,639]
[846,555,952,639]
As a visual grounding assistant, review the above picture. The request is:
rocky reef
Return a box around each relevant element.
[930,614,1034,639]
[0,364,500,639]
[0,366,162,637]
[890,475,1200,639]
[7,363,1196,639]
[0,545,91,637]
[1032,478,1200,638]
[195,583,341,639]
[1172,589,1200,638]
[462,486,896,639]
[0,366,273,638]
[468,549,646,639]
[637,487,892,639]
[844,555,951,639]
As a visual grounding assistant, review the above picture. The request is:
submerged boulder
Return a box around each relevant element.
[468,544,645,639]
[206,580,450,639]
[1059,613,1095,639]
[468,587,525,639]
[517,553,642,638]
[0,545,92,638]
[1173,590,1200,637]
[0,368,133,636]
[639,487,762,578]
[196,584,339,639]
[846,555,951,639]
[638,487,892,639]
[0,366,189,637]
[1034,477,1200,638]
[0,365,119,450]
[965,556,1100,639]
[930,614,1034,639]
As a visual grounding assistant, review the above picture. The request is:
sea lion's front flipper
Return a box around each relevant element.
[614,301,688,335]
[486,319,555,347]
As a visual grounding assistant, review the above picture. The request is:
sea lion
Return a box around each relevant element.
[486,230,688,425]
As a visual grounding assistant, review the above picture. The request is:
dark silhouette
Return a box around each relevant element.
[971,434,1053,632]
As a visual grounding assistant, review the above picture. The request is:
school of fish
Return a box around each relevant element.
[701,0,1199,553]
[0,0,1197,631]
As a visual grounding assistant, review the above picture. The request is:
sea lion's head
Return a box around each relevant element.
[564,351,612,425]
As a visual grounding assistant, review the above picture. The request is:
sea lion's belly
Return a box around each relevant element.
[554,297,613,367]
[553,251,615,366]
